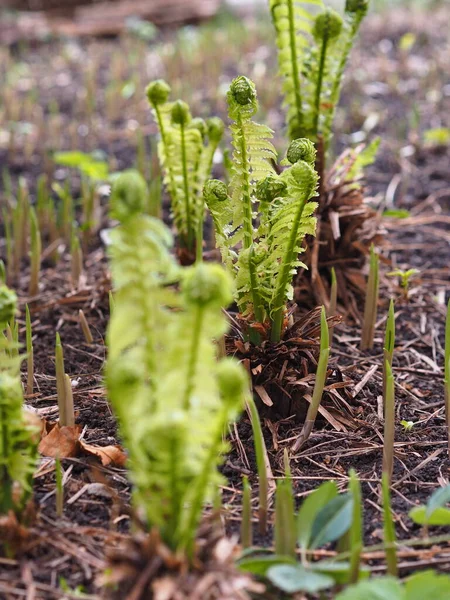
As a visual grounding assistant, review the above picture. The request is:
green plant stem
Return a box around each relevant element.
[348,469,362,583]
[182,306,203,410]
[196,208,203,263]
[180,123,193,251]
[361,246,379,350]
[287,0,303,137]
[25,304,33,396]
[270,195,309,342]
[313,33,329,139]
[383,360,395,483]
[382,472,398,576]
[247,396,268,535]
[241,476,253,549]
[292,308,330,451]
[236,112,253,251]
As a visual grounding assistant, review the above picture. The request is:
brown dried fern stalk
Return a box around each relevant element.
[296,142,385,318]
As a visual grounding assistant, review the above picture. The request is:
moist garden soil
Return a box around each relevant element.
[0,4,449,598]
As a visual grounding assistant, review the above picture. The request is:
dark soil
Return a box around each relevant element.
[0,3,449,598]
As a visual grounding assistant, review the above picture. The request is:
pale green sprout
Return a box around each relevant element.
[382,472,398,577]
[383,360,395,483]
[247,395,269,535]
[292,307,330,451]
[360,245,379,351]
[387,268,419,300]
[241,475,253,549]
[400,420,415,432]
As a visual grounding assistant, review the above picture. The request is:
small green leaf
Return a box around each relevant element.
[424,127,450,146]
[238,555,296,577]
[310,561,370,584]
[310,493,354,549]
[426,485,450,520]
[409,505,450,526]
[383,209,410,219]
[297,481,338,550]
[267,564,334,594]
[335,576,403,600]
[405,570,450,599]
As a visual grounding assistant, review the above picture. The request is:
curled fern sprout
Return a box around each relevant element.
[182,263,233,309]
[346,0,369,15]
[146,79,171,106]
[171,100,191,126]
[203,179,228,203]
[207,117,225,144]
[110,170,148,223]
[216,358,249,400]
[313,8,343,43]
[230,75,257,106]
[255,175,287,203]
[0,285,17,328]
[286,138,317,166]
[189,117,207,138]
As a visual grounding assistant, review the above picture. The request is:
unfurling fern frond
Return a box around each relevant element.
[204,83,319,343]
[269,0,368,146]
[106,178,247,553]
[0,286,38,518]
[147,81,224,259]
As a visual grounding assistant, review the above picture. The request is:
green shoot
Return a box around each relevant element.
[29,207,41,297]
[292,307,330,451]
[387,268,419,301]
[348,469,363,583]
[360,244,379,351]
[78,310,94,345]
[241,476,253,549]
[383,360,395,483]
[55,456,64,517]
[328,266,337,317]
[0,260,6,286]
[55,334,74,427]
[383,299,395,400]
[70,228,83,290]
[247,395,269,535]
[381,472,398,577]
[25,305,33,396]
[274,449,296,558]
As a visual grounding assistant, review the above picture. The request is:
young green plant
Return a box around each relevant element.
[204,77,318,343]
[383,360,395,483]
[382,472,398,576]
[360,244,379,351]
[292,307,330,451]
[383,299,395,401]
[147,80,224,260]
[106,171,247,554]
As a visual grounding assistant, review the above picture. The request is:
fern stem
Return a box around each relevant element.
[182,306,203,410]
[313,34,329,139]
[270,195,309,342]
[236,114,253,251]
[287,0,303,137]
[154,105,179,226]
[180,123,193,251]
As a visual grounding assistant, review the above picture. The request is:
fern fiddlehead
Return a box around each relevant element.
[147,81,224,260]
[204,79,319,343]
[106,182,246,552]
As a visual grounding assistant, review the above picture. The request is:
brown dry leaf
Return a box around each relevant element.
[38,423,81,458]
[79,441,127,467]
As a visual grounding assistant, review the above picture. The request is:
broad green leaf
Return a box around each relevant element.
[267,564,334,594]
[311,561,370,585]
[310,493,354,549]
[238,555,296,577]
[426,485,450,520]
[409,505,450,526]
[53,151,109,181]
[405,570,450,599]
[297,481,338,550]
[335,576,403,600]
